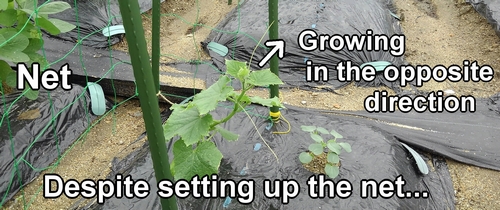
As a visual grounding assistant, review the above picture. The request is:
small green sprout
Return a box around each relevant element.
[299,125,352,179]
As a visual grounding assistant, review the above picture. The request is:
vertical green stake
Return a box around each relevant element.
[117,0,177,210]
[268,0,280,115]
[152,0,160,92]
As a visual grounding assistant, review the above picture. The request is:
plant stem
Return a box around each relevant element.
[151,0,160,92]
[205,131,217,142]
[211,83,249,127]
[268,0,280,114]
[117,0,177,209]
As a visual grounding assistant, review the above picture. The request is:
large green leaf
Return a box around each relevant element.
[299,152,313,164]
[171,139,223,181]
[316,127,329,135]
[15,14,40,39]
[249,96,284,108]
[5,71,16,87]
[34,16,76,35]
[24,27,42,39]
[23,38,43,53]
[0,9,17,27]
[19,0,36,11]
[20,1,65,19]
[327,140,341,154]
[38,1,71,15]
[327,152,339,164]
[0,50,29,62]
[0,60,13,81]
[16,11,30,31]
[163,104,213,146]
[47,18,75,33]
[308,143,323,156]
[16,10,29,26]
[0,0,8,10]
[330,130,343,139]
[301,125,316,132]
[225,59,246,78]
[35,17,59,35]
[247,69,283,87]
[310,133,323,143]
[215,126,239,141]
[20,9,35,17]
[26,52,48,68]
[325,164,339,179]
[0,29,29,51]
[192,75,233,115]
[236,67,250,82]
[0,29,30,62]
[338,142,352,153]
[25,88,38,100]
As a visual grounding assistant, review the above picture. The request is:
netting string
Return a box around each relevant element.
[157,91,174,105]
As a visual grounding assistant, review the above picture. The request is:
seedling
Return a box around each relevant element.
[299,125,352,179]
[163,59,285,181]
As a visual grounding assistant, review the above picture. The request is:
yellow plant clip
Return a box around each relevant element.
[270,111,281,122]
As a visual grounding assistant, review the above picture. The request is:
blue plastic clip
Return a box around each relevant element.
[254,143,262,151]
[266,120,273,130]
[223,166,249,208]
[223,197,232,208]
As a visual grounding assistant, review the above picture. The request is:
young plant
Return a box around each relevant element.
[0,0,76,99]
[163,59,285,181]
[299,125,352,179]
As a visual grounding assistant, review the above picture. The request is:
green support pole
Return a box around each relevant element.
[268,0,280,120]
[117,0,177,209]
[152,0,161,93]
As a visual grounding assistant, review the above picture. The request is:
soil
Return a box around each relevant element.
[302,152,341,176]
[3,0,500,209]
[395,1,500,209]
[1,81,13,95]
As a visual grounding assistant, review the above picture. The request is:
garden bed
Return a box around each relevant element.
[2,0,500,209]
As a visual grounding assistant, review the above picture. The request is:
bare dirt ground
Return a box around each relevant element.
[395,0,500,209]
[3,0,500,209]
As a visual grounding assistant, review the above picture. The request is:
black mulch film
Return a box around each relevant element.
[3,0,500,209]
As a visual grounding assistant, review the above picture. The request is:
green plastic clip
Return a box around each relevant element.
[87,82,106,116]
[389,11,401,21]
[207,42,229,57]
[360,61,392,72]
[401,142,429,175]
[102,25,125,37]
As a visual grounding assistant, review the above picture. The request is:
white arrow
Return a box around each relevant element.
[258,40,285,68]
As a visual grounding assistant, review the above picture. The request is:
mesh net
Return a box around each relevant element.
[0,0,249,208]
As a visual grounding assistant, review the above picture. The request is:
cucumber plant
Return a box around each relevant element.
[163,59,285,181]
[299,125,352,179]
[0,0,76,98]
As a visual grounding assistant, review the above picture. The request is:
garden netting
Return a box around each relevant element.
[0,85,111,205]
